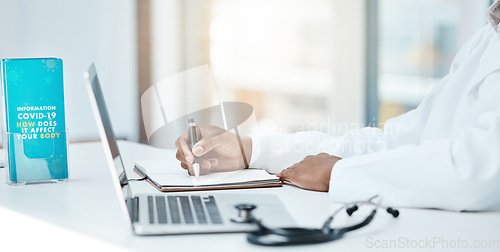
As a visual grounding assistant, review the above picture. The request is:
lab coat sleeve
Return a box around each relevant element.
[248,25,485,174]
[329,89,500,211]
[249,127,388,174]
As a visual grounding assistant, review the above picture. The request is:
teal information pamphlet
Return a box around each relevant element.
[1,58,68,184]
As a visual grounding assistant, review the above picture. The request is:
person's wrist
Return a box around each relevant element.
[328,158,341,185]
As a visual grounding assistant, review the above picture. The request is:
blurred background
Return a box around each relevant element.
[0,0,494,143]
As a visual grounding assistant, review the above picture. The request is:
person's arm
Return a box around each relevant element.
[330,94,500,211]
[276,25,489,207]
[249,127,387,174]
[275,88,500,211]
[328,26,499,211]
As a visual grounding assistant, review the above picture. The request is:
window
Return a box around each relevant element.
[375,0,492,125]
[209,0,338,134]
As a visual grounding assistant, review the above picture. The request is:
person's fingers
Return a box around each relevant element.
[208,158,219,169]
[176,150,187,163]
[277,166,295,181]
[176,130,195,164]
[198,158,219,170]
[181,162,188,170]
[175,129,188,152]
[192,133,226,157]
[201,160,211,170]
[186,160,195,175]
[198,160,210,176]
[184,158,216,176]
[277,170,289,181]
[187,161,211,176]
[174,136,181,149]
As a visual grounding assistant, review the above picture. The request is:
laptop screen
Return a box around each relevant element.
[84,64,134,221]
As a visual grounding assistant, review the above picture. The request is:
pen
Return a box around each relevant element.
[188,117,200,179]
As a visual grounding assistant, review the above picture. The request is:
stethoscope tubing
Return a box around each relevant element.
[242,195,396,246]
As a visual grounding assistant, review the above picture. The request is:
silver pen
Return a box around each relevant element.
[188,117,200,178]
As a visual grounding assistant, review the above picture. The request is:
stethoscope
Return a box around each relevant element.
[231,195,399,246]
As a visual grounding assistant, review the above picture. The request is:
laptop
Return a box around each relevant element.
[83,63,295,235]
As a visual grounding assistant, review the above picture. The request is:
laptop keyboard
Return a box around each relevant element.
[146,195,223,225]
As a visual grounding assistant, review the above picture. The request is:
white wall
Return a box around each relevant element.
[149,0,212,115]
[0,0,138,142]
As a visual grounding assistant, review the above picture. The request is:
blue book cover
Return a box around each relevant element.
[1,58,68,183]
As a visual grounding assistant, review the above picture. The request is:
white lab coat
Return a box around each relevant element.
[250,24,500,211]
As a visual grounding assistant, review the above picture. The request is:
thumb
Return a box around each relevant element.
[193,133,226,157]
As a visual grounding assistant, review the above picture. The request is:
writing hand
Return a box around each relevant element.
[175,125,252,176]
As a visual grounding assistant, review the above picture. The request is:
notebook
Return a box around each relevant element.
[134,160,282,192]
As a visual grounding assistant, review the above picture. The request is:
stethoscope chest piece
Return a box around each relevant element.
[231,203,258,223]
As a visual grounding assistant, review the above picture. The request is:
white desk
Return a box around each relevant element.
[1,141,499,251]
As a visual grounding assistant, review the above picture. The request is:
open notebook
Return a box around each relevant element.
[134,160,282,192]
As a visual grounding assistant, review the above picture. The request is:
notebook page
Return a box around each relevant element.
[135,159,182,175]
[135,160,277,186]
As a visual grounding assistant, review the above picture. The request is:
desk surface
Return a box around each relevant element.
[1,141,499,251]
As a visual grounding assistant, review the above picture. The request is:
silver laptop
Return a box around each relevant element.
[84,63,295,235]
